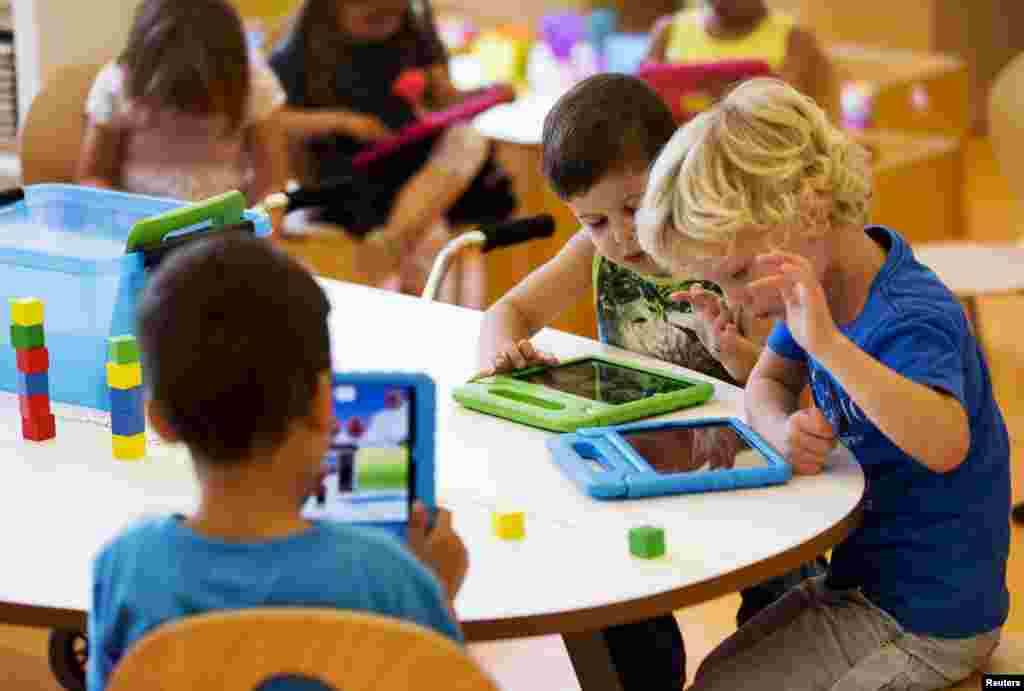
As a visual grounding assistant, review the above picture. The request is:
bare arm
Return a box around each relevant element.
[275,106,388,140]
[745,348,808,452]
[246,116,291,204]
[477,230,596,370]
[815,334,970,473]
[645,14,675,64]
[76,121,120,189]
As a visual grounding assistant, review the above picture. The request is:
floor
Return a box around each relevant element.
[1,137,1021,689]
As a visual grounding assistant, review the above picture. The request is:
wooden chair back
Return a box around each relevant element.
[105,608,500,691]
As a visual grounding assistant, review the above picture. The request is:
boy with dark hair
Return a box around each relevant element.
[476,72,821,690]
[88,236,467,690]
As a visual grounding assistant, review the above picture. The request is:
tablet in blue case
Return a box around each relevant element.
[302,372,436,540]
[547,417,791,499]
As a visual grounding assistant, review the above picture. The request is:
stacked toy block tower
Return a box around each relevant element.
[107,335,145,460]
[10,298,56,441]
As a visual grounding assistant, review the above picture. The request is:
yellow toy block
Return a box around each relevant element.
[492,511,525,541]
[10,297,44,326]
[106,362,142,389]
[112,432,146,461]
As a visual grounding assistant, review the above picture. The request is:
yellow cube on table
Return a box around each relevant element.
[112,433,146,461]
[492,511,526,540]
[10,297,44,326]
[107,362,142,390]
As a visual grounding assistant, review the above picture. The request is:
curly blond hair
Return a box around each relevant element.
[637,78,872,272]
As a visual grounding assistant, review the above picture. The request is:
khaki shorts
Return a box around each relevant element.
[691,575,1001,691]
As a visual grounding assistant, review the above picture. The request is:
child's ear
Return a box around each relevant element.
[311,371,335,434]
[147,400,180,443]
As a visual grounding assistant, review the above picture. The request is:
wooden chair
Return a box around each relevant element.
[105,608,500,691]
[18,62,103,184]
[945,632,1024,690]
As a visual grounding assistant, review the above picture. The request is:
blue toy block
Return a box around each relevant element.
[16,371,49,397]
[109,386,144,416]
[111,405,145,436]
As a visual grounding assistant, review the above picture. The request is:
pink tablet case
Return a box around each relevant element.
[352,84,516,170]
[637,60,773,120]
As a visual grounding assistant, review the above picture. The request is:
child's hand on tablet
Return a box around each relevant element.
[408,503,469,603]
[474,340,558,379]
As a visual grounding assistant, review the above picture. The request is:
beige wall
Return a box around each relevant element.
[13,0,141,123]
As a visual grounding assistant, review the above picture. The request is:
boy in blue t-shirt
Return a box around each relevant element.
[637,78,1010,690]
[88,236,468,690]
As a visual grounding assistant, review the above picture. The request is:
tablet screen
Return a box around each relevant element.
[303,383,414,525]
[623,424,769,474]
[515,359,694,405]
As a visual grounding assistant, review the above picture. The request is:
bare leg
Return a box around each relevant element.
[387,125,489,251]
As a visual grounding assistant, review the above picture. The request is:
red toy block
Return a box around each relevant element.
[16,346,49,374]
[19,393,51,418]
[21,413,56,441]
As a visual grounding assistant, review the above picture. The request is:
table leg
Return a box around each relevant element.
[563,630,625,691]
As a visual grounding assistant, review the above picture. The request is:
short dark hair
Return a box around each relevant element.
[138,235,331,465]
[542,73,678,200]
[120,0,250,132]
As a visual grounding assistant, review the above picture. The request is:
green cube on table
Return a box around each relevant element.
[629,526,666,559]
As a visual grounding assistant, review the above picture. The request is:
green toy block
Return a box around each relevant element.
[355,447,410,491]
[629,526,666,559]
[10,323,45,350]
[108,335,141,364]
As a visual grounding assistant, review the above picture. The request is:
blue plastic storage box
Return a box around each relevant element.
[0,184,271,411]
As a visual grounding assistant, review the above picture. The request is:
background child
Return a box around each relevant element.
[270,0,488,306]
[476,73,822,689]
[77,0,289,215]
[645,0,833,116]
[88,236,468,690]
[638,78,1010,690]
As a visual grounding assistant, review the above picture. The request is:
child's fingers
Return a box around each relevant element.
[789,454,827,475]
[805,407,838,439]
[501,347,527,370]
[537,349,560,365]
[790,430,835,458]
[517,340,542,363]
[429,507,452,537]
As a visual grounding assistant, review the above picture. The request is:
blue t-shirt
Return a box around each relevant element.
[767,226,1010,638]
[87,516,460,690]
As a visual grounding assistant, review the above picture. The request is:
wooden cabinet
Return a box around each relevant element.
[852,129,964,244]
[827,44,969,138]
[768,0,1024,132]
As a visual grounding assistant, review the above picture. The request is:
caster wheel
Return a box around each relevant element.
[48,629,88,691]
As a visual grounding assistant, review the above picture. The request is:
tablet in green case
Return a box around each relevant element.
[452,356,714,432]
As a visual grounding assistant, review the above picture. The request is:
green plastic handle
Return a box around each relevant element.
[125,190,247,252]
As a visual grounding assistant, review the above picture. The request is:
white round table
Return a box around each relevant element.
[0,279,864,689]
